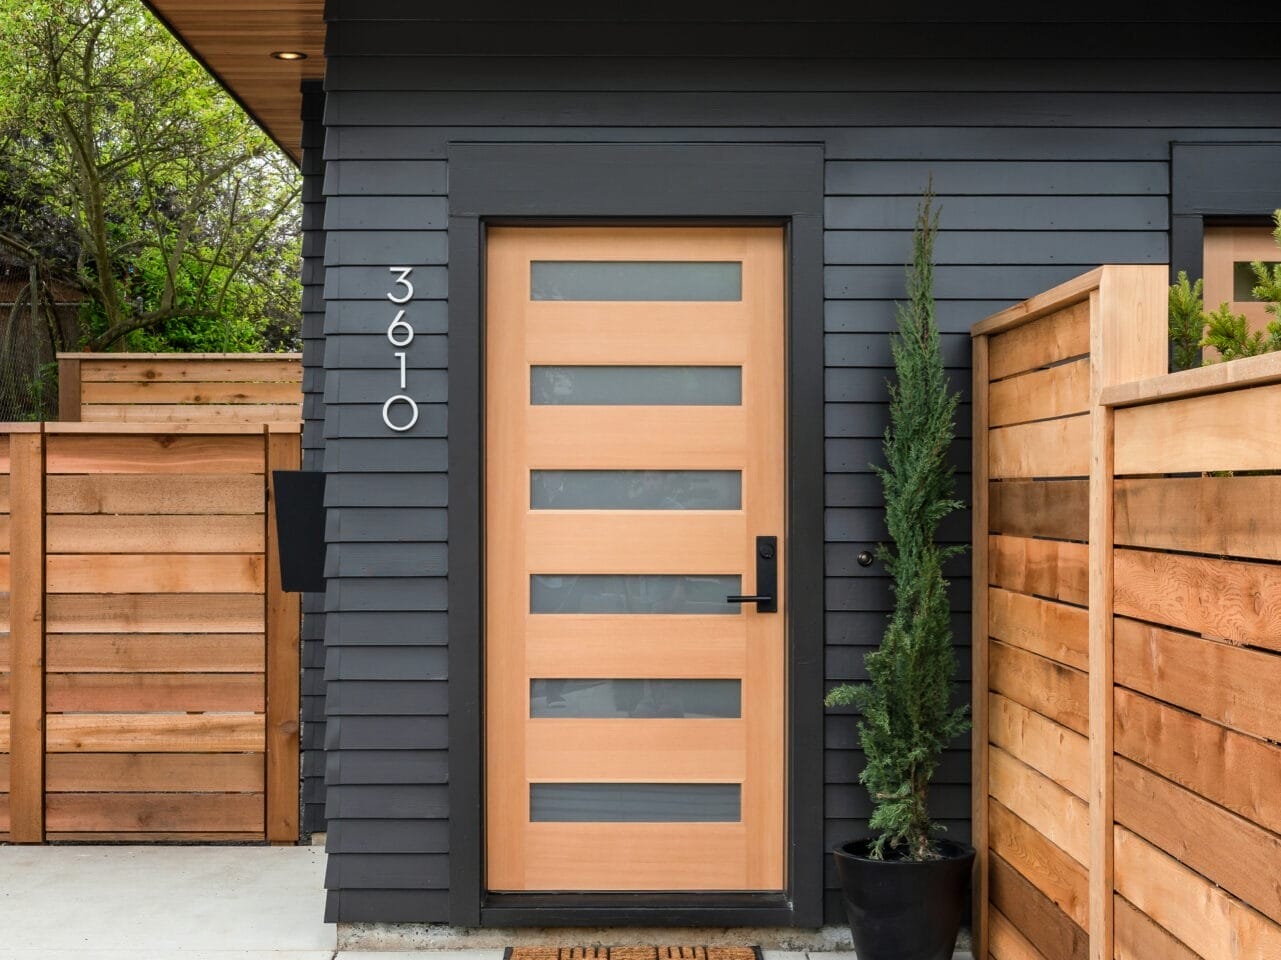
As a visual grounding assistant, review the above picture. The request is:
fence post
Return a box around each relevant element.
[1087,265,1169,960]
[9,425,44,841]
[970,333,991,958]
[56,357,81,422]
[264,424,301,842]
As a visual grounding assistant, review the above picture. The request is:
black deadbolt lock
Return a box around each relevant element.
[857,550,875,567]
[759,541,776,560]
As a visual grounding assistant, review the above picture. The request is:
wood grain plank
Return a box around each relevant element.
[77,358,301,383]
[971,332,991,960]
[1115,549,1281,653]
[1115,382,1281,474]
[987,299,1091,380]
[989,535,1089,606]
[58,357,82,421]
[1101,348,1281,408]
[45,753,264,793]
[989,640,1089,736]
[46,515,264,554]
[988,587,1089,672]
[46,714,264,752]
[44,831,263,841]
[989,746,1089,867]
[989,357,1090,427]
[265,430,301,843]
[80,379,302,404]
[988,693,1088,799]
[1115,476,1281,561]
[989,415,1090,479]
[988,479,1088,541]
[1114,826,1281,960]
[990,853,1088,960]
[81,403,299,424]
[1114,895,1201,960]
[526,718,743,782]
[46,474,263,515]
[989,798,1089,931]
[45,435,264,474]
[988,907,1050,960]
[1116,755,1281,924]
[45,674,264,713]
[46,554,265,594]
[1115,686,1281,836]
[527,406,746,469]
[46,634,264,673]
[1115,616,1281,742]
[46,594,264,633]
[8,432,43,841]
[45,793,264,833]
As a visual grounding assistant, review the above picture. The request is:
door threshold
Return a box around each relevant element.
[481,892,796,927]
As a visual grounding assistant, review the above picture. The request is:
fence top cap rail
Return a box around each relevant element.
[971,266,1110,339]
[57,352,301,361]
[43,422,301,435]
[1100,349,1281,408]
[0,422,43,434]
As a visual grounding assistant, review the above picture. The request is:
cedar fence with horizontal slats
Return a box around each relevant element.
[0,422,300,843]
[57,353,302,424]
[972,266,1281,960]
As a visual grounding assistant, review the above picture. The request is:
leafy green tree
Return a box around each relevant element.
[1248,210,1281,325]
[1168,271,1206,371]
[0,0,300,353]
[1201,301,1281,360]
[824,192,969,861]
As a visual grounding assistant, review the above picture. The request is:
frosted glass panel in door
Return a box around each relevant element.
[531,261,742,300]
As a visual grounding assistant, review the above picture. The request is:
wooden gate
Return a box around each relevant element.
[0,422,300,842]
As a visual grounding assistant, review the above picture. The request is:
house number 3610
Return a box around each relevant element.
[382,266,419,432]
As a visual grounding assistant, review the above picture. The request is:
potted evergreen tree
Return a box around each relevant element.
[825,191,974,960]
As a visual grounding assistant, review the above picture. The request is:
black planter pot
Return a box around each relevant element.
[832,838,975,960]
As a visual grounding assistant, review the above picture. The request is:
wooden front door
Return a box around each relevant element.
[485,226,785,892]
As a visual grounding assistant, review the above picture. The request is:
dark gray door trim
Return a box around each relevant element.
[446,141,825,928]
[1170,140,1281,283]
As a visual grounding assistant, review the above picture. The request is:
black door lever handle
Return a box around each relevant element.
[726,535,778,613]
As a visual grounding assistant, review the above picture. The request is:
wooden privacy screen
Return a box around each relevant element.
[973,268,1281,960]
[0,423,300,842]
[57,353,302,424]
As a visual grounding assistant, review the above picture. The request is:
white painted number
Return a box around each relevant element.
[387,309,414,347]
[387,266,415,304]
[382,394,419,432]
[385,267,416,433]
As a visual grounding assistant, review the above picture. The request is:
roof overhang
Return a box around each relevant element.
[142,1,325,163]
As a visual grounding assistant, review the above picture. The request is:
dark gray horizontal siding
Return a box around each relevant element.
[325,124,1279,162]
[300,81,328,836]
[325,91,1281,128]
[325,56,1281,93]
[324,18,1281,58]
[318,18,1281,923]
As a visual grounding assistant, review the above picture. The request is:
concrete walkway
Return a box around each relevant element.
[0,845,334,959]
[0,845,971,958]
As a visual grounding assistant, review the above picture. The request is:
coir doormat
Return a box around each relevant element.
[505,947,762,960]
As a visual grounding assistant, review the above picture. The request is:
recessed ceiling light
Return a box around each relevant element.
[271,51,307,61]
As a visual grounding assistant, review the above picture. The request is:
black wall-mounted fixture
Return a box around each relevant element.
[271,470,326,593]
